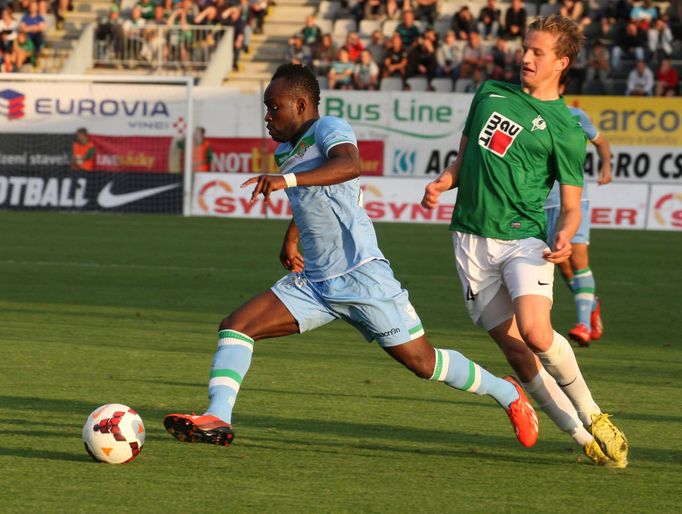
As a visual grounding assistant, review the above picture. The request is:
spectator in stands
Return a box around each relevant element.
[136,0,156,21]
[353,48,379,89]
[300,14,321,48]
[361,0,386,22]
[312,32,336,76]
[611,18,646,69]
[396,9,420,48]
[655,57,679,96]
[436,30,460,80]
[630,0,658,29]
[12,29,33,68]
[465,67,484,92]
[19,0,44,60]
[559,0,585,24]
[489,37,509,80]
[366,29,386,65]
[506,46,523,83]
[152,3,170,24]
[221,6,245,71]
[503,0,526,40]
[0,6,18,53]
[477,0,501,40]
[413,0,437,26]
[597,0,631,22]
[407,34,437,82]
[249,0,268,35]
[383,0,402,21]
[123,6,147,62]
[585,39,610,82]
[71,128,96,172]
[95,4,125,61]
[166,0,198,67]
[344,31,365,63]
[328,47,354,89]
[382,31,408,80]
[648,16,673,63]
[451,5,474,41]
[626,59,654,95]
[459,31,485,78]
[286,33,311,65]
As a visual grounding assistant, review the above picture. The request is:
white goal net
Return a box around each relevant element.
[0,74,194,215]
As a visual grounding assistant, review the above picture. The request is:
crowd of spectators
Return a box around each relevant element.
[0,0,71,72]
[285,0,681,95]
[94,0,270,71]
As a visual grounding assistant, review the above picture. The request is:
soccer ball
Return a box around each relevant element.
[82,403,145,464]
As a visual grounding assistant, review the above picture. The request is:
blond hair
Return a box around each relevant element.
[528,15,584,74]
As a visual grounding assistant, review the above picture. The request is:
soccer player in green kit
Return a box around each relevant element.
[421,15,628,467]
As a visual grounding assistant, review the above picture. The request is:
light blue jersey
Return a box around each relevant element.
[274,116,385,281]
[544,106,595,209]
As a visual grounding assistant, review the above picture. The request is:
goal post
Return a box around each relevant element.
[0,74,195,215]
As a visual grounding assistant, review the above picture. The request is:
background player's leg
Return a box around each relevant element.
[207,290,299,423]
[569,244,597,332]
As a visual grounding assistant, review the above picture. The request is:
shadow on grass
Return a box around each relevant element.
[0,446,91,463]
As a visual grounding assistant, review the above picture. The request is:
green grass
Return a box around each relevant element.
[1,211,680,513]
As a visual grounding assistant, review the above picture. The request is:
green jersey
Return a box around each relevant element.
[450,80,585,241]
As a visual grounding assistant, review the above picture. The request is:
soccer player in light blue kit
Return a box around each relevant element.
[545,104,612,346]
[163,63,539,449]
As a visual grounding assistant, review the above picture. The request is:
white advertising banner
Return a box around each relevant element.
[192,173,458,223]
[647,184,682,231]
[587,182,649,230]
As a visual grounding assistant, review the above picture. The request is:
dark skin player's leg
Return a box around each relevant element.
[382,335,437,379]
[220,290,300,340]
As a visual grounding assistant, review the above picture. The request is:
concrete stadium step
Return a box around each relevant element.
[242,35,289,63]
[269,4,316,20]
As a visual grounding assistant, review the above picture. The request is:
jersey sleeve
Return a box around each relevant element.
[315,116,357,156]
[554,119,585,188]
[570,107,599,141]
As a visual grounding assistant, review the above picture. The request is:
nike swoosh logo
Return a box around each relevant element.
[489,93,506,98]
[538,280,550,286]
[98,181,180,208]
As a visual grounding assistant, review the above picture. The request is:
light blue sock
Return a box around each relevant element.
[205,329,254,423]
[430,348,518,407]
[573,268,595,330]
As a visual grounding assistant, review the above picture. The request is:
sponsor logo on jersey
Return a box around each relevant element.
[531,115,547,132]
[478,112,523,157]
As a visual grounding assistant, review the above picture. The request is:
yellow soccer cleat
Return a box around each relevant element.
[583,439,613,466]
[590,413,628,468]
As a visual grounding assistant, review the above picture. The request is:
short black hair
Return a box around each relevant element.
[271,63,321,107]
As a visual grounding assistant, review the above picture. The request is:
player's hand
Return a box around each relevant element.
[279,238,304,273]
[597,165,613,185]
[421,178,449,209]
[543,231,572,263]
[241,174,287,205]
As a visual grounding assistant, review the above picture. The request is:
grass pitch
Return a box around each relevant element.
[1,211,680,513]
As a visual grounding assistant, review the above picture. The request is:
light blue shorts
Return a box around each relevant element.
[545,200,590,246]
[271,259,425,347]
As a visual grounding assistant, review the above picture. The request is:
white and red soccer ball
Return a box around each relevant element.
[82,404,145,464]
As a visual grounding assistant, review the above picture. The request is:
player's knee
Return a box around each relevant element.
[218,315,247,334]
[403,354,435,379]
[519,326,553,353]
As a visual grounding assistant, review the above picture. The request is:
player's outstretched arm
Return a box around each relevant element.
[544,184,582,263]
[592,133,612,185]
[280,219,304,273]
[242,142,360,205]
[421,135,468,209]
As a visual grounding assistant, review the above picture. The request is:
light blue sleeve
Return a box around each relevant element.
[569,106,598,142]
[315,116,357,156]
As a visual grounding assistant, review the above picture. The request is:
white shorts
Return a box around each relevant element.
[452,231,554,330]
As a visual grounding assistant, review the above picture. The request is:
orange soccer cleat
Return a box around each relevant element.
[568,323,591,347]
[163,413,234,446]
[590,297,603,341]
[503,376,539,448]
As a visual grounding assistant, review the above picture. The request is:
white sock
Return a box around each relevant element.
[522,367,593,446]
[536,332,601,427]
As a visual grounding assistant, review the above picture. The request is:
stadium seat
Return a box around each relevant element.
[539,3,561,17]
[406,76,429,91]
[582,22,602,42]
[430,77,453,92]
[359,19,382,38]
[438,0,459,20]
[382,19,400,38]
[317,75,329,90]
[582,80,606,95]
[333,18,357,35]
[434,19,451,38]
[315,18,334,35]
[454,78,473,92]
[612,60,635,79]
[380,77,404,91]
[524,4,538,16]
[318,0,341,19]
[605,79,627,95]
